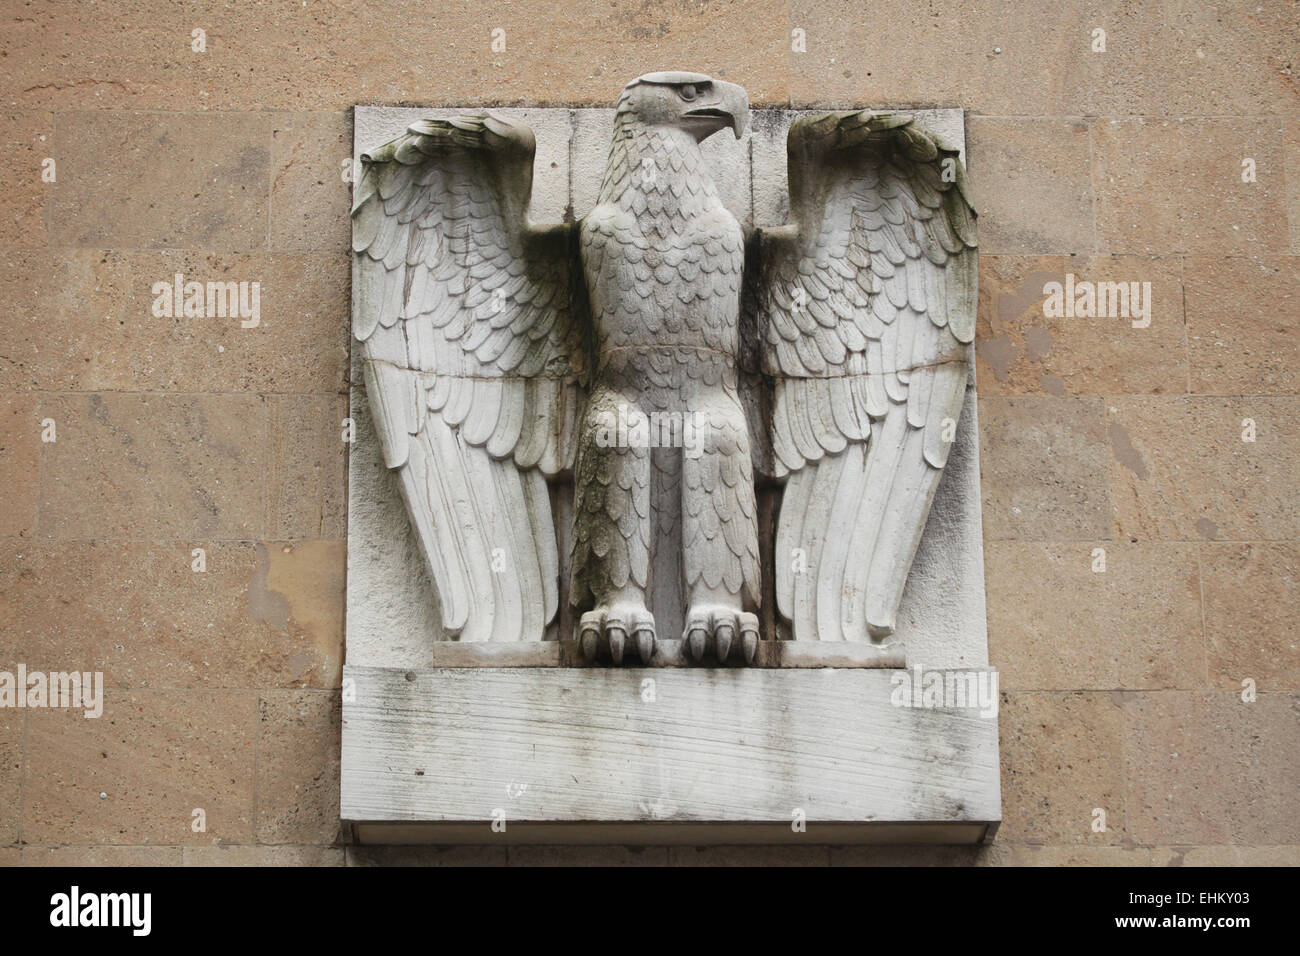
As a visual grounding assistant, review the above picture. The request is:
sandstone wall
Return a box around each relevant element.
[0,0,1296,866]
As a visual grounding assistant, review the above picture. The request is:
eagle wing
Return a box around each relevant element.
[746,111,977,642]
[352,114,588,643]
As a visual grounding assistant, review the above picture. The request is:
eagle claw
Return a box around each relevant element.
[682,609,760,665]
[579,607,656,665]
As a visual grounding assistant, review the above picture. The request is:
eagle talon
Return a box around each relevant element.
[684,619,708,662]
[739,613,760,664]
[578,611,604,662]
[607,623,627,665]
[632,611,656,664]
[714,618,735,663]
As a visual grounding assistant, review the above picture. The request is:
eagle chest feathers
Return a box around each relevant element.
[580,131,745,363]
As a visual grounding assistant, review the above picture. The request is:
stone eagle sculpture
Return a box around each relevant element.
[352,72,977,666]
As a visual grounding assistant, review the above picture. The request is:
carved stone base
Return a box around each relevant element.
[341,664,1001,844]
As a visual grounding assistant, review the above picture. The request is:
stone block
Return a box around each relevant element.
[976,255,1187,396]
[256,690,342,845]
[49,111,275,251]
[1123,691,1300,845]
[1109,397,1300,541]
[986,542,1204,690]
[978,396,1111,540]
[966,118,1095,255]
[23,689,256,845]
[1185,257,1300,395]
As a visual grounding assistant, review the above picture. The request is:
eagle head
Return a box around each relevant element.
[616,71,749,142]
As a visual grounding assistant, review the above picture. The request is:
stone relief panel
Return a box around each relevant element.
[348,75,983,671]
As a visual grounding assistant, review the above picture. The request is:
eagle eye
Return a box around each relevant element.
[679,84,698,101]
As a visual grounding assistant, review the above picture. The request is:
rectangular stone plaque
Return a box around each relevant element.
[342,105,999,843]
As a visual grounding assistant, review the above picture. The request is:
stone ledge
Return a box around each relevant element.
[413,638,905,668]
[341,664,1001,844]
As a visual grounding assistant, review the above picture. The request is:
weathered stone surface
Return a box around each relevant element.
[3,0,1293,116]
[1123,692,1300,846]
[0,540,342,690]
[0,541,340,691]
[0,111,52,246]
[978,396,1111,540]
[787,0,1088,114]
[790,0,1295,117]
[270,113,353,253]
[36,393,269,540]
[978,845,1156,866]
[23,689,256,845]
[0,0,792,112]
[256,691,342,845]
[1185,257,1300,395]
[1287,120,1300,255]
[121,251,350,394]
[245,542,346,689]
[1109,397,1300,542]
[183,845,343,866]
[49,111,274,251]
[976,256,1187,396]
[22,846,184,866]
[0,250,133,392]
[1151,846,1300,867]
[986,542,1204,691]
[0,3,228,111]
[1092,118,1291,256]
[965,118,1094,255]
[263,396,348,541]
[998,691,1128,845]
[0,711,20,846]
[1069,2,1298,116]
[1201,543,1300,691]
[0,393,39,537]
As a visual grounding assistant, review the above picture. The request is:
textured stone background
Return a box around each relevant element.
[0,0,1296,866]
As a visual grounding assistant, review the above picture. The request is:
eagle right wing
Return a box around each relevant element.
[747,111,977,643]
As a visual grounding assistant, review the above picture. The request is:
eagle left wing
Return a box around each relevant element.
[352,114,588,644]
[747,111,977,643]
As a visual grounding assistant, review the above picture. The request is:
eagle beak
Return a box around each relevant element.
[685,79,749,140]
